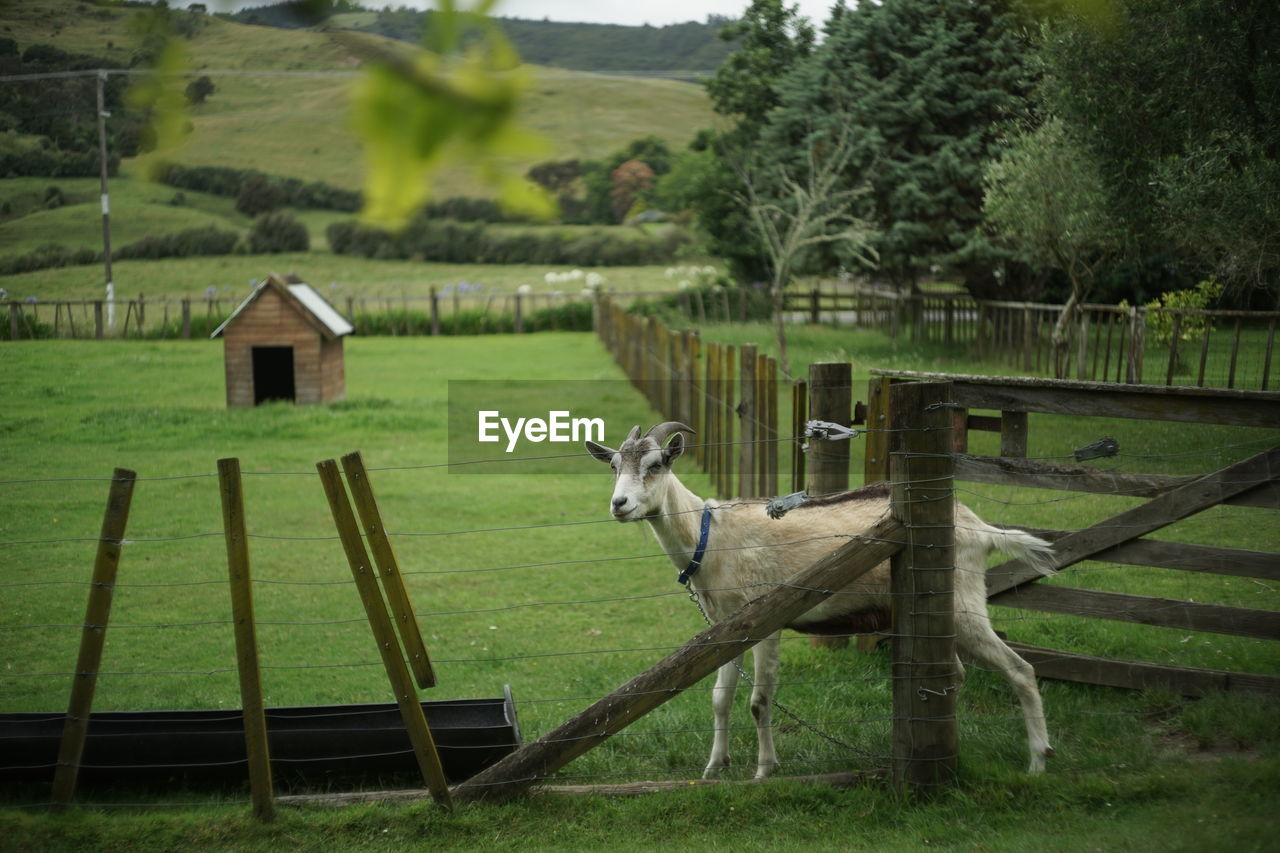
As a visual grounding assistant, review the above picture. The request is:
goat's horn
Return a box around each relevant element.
[644,421,696,445]
[625,425,642,443]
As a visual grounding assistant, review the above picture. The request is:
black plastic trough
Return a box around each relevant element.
[0,686,521,790]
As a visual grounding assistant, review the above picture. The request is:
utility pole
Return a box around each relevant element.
[96,70,114,333]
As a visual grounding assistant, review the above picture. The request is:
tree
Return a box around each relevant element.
[705,0,814,136]
[734,120,877,378]
[184,75,215,106]
[1038,0,1280,301]
[983,118,1120,374]
[765,0,1035,296]
[609,159,656,222]
[693,0,818,281]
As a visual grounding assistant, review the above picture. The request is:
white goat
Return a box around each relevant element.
[586,422,1057,778]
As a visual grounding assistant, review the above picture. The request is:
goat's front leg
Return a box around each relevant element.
[703,657,741,778]
[749,631,781,778]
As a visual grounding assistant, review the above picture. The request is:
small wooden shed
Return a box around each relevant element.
[211,274,353,407]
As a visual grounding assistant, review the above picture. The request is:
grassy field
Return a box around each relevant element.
[0,253,696,304]
[2,327,1278,850]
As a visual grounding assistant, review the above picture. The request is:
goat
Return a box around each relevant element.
[586,421,1057,778]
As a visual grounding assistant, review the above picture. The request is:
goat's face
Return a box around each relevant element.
[586,423,692,522]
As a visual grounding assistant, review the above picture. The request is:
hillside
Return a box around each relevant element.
[0,0,718,196]
[231,3,736,78]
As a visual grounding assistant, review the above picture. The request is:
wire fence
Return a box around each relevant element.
[2,412,1277,811]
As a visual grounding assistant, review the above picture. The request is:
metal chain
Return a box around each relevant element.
[685,588,879,762]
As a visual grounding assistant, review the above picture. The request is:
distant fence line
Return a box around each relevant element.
[5,282,1277,390]
[778,284,1279,391]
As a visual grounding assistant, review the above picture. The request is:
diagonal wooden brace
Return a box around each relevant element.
[988,444,1280,599]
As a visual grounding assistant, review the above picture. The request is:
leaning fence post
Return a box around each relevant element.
[889,381,958,793]
[51,467,137,810]
[341,451,436,689]
[217,458,275,822]
[316,460,453,810]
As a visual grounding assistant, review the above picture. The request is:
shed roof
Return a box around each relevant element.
[210,274,353,340]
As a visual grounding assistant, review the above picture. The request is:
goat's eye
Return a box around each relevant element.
[647,464,663,476]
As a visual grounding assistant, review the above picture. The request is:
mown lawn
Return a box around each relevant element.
[1,329,1278,851]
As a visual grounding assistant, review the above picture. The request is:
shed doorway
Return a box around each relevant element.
[252,346,296,404]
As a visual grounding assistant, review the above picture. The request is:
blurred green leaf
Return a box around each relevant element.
[126,40,191,181]
[351,3,555,229]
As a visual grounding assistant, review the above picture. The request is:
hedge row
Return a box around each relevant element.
[0,147,119,179]
[153,163,362,213]
[0,219,302,275]
[327,218,690,267]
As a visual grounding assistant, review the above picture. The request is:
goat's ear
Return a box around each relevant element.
[585,440,616,464]
[661,432,686,466]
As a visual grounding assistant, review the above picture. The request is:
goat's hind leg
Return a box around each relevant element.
[703,657,741,778]
[956,612,1053,773]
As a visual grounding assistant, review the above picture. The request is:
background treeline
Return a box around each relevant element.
[0,40,139,178]
[663,0,1279,309]
[225,1,735,77]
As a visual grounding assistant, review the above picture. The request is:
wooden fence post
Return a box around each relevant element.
[430,287,440,336]
[889,381,958,793]
[94,301,103,339]
[316,460,453,810]
[719,344,736,499]
[51,467,137,810]
[181,298,192,339]
[217,458,275,822]
[863,377,892,491]
[738,344,758,497]
[807,361,852,649]
[806,362,851,497]
[762,354,778,498]
[704,343,720,481]
[791,379,807,494]
[514,292,524,334]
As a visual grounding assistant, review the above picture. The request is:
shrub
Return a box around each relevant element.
[235,173,288,216]
[0,244,98,276]
[249,212,309,253]
[113,226,239,261]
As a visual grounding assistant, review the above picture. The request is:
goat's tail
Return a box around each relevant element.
[972,519,1058,577]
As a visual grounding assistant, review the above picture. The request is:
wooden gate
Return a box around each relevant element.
[866,371,1280,697]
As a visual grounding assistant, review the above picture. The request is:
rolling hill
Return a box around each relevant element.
[0,0,721,259]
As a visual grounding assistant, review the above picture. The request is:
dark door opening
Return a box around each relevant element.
[252,346,296,405]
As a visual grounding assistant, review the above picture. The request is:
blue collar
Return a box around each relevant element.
[678,503,713,586]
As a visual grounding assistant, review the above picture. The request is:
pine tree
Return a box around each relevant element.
[766,0,1035,295]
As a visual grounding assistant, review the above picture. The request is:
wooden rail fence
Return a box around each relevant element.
[779,284,1280,391]
[866,371,1280,698]
[598,295,1280,698]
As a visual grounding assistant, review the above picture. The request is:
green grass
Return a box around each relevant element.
[1,330,1278,849]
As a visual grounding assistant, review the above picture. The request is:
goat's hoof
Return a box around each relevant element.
[702,758,730,779]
